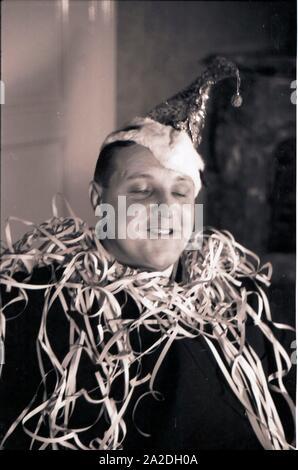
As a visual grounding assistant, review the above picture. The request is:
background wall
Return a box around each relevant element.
[117,1,295,125]
[1,0,116,241]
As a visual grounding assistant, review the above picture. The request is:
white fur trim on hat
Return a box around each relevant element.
[101,117,205,197]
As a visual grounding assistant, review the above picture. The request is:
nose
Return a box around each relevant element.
[154,188,175,206]
[150,189,177,224]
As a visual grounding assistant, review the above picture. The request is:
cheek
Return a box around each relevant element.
[172,204,194,236]
[183,205,195,234]
[122,205,148,238]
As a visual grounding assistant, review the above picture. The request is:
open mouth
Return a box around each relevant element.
[147,227,174,236]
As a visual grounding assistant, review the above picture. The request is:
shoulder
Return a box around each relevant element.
[1,262,68,364]
[1,262,63,300]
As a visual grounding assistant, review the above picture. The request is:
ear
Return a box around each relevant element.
[88,180,103,213]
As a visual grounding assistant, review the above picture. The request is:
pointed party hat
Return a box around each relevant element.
[147,55,242,149]
[97,56,242,197]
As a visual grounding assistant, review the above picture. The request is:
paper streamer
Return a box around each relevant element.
[0,193,295,450]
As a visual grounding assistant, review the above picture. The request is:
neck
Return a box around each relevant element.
[98,241,175,278]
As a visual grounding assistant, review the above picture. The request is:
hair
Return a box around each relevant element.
[94,124,144,188]
[93,140,136,188]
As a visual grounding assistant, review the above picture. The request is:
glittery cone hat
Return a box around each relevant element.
[147,55,242,148]
[97,56,242,198]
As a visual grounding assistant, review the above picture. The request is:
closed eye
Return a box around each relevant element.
[130,189,150,194]
[173,192,188,197]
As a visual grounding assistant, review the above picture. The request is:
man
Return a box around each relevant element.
[0,56,295,450]
[91,141,197,272]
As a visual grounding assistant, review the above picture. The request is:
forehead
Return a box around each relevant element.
[111,143,193,183]
[113,144,162,171]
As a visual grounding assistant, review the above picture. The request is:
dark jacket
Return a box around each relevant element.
[0,262,295,450]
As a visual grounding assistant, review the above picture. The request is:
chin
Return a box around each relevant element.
[141,250,181,271]
[117,240,183,271]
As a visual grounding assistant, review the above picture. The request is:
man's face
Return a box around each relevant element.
[96,144,198,271]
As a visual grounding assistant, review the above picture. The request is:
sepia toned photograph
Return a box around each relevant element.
[0,0,296,455]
